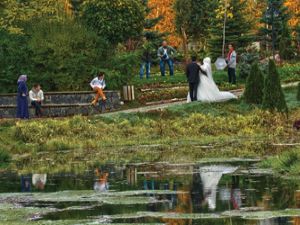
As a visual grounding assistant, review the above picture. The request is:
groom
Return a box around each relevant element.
[186,56,204,102]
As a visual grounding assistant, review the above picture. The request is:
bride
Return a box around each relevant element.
[187,57,237,103]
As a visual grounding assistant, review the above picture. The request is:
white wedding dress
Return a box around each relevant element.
[199,165,238,210]
[187,57,237,103]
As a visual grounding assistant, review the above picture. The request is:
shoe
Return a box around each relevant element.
[91,100,97,106]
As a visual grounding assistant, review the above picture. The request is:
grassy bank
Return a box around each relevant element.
[0,87,299,173]
[260,147,300,177]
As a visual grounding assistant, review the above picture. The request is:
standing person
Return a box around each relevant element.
[186,56,201,102]
[157,41,177,77]
[16,75,29,119]
[29,84,44,117]
[140,38,152,79]
[90,72,107,106]
[226,43,237,84]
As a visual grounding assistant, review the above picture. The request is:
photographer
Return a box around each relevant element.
[157,41,177,77]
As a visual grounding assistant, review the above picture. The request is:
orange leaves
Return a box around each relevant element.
[285,0,300,28]
[147,0,181,47]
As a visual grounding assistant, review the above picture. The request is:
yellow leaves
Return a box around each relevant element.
[215,0,234,19]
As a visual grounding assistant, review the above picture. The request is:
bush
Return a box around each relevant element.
[107,51,140,86]
[244,63,264,104]
[262,60,288,113]
[297,83,300,101]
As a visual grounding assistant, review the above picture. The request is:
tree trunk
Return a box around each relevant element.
[64,0,73,17]
[181,27,189,64]
[222,9,227,58]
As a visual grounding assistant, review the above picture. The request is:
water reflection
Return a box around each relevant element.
[93,168,109,192]
[199,165,238,210]
[294,190,300,225]
[1,162,299,225]
[21,173,47,192]
[257,218,289,225]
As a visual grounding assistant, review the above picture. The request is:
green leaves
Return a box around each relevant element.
[81,0,145,46]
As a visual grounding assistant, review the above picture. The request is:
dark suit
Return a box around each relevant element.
[186,62,200,102]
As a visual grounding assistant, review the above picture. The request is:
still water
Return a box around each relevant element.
[0,161,299,224]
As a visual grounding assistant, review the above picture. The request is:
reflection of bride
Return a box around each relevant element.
[199,165,238,210]
[187,57,237,103]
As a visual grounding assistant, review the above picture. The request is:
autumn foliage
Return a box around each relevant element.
[285,0,300,28]
[147,0,181,47]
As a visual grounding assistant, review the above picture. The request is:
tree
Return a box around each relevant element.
[243,63,264,104]
[208,0,254,60]
[174,0,217,61]
[297,82,300,101]
[81,0,145,46]
[262,60,288,113]
[0,0,66,34]
[0,30,32,93]
[143,1,162,38]
[260,0,290,56]
[279,22,295,60]
[147,0,181,47]
[285,0,300,29]
[142,0,165,47]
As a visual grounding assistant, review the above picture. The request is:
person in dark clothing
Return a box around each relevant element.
[140,38,153,79]
[16,75,29,119]
[186,56,201,102]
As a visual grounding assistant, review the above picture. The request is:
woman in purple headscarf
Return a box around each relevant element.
[16,75,29,119]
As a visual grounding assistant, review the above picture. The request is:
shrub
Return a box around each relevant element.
[244,63,264,104]
[297,83,300,101]
[262,60,288,113]
[108,52,140,86]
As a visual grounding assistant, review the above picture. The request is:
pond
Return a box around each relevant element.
[0,160,299,225]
